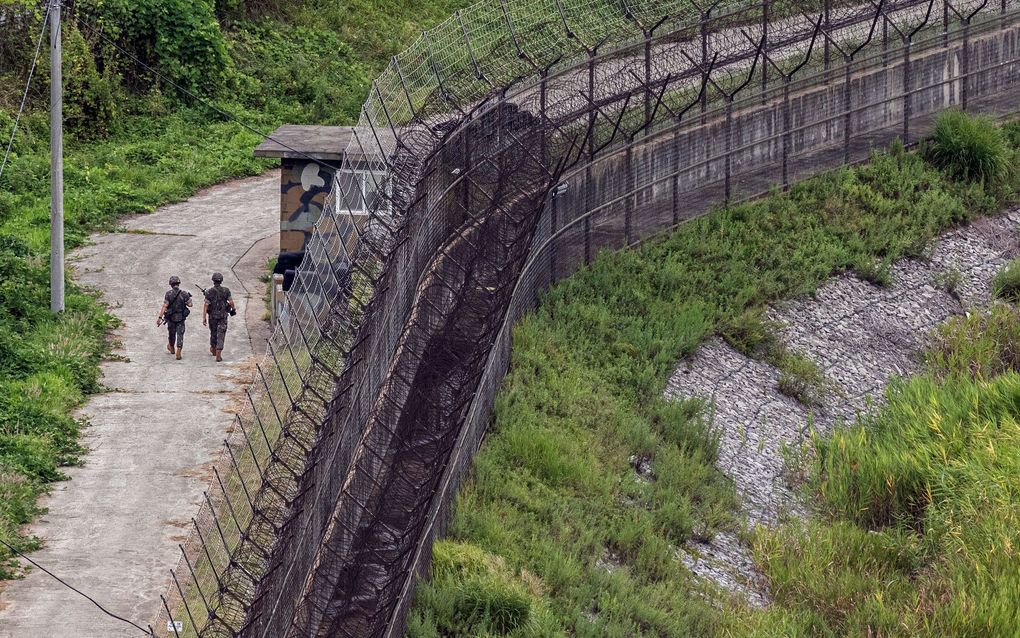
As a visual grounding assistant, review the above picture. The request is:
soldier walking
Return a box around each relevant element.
[203,272,236,363]
[157,276,193,360]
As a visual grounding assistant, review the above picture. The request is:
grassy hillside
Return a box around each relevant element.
[0,0,470,577]
[406,115,1020,636]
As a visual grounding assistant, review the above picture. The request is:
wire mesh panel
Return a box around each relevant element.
[156,0,1020,636]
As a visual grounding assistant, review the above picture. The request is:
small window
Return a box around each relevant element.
[335,169,389,215]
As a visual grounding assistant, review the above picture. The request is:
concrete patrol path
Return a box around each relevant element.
[0,173,280,637]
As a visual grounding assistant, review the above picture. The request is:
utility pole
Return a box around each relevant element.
[50,0,64,313]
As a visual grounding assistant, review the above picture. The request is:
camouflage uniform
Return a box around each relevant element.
[205,284,232,351]
[164,288,192,349]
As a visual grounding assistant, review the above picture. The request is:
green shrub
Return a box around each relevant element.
[934,266,962,296]
[63,22,118,139]
[452,578,532,634]
[926,111,1011,186]
[227,22,367,124]
[77,0,233,97]
[991,259,1020,303]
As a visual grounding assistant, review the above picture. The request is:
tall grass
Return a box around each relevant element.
[740,306,1020,637]
[408,120,1020,636]
[926,110,1013,186]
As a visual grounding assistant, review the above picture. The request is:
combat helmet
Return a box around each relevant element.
[211,272,224,283]
[169,275,181,286]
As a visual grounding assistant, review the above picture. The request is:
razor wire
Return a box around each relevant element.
[157,0,1020,635]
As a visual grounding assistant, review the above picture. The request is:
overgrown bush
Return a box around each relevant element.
[227,22,366,124]
[62,22,118,139]
[1002,120,1020,149]
[76,0,233,97]
[926,110,1011,186]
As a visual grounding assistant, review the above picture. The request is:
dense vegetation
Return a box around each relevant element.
[0,0,471,577]
[407,114,1020,636]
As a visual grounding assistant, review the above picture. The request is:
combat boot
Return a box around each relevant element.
[176,347,183,360]
[168,343,175,354]
[215,350,223,362]
[210,345,216,355]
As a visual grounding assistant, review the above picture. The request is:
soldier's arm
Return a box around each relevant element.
[203,300,209,325]
[157,302,168,326]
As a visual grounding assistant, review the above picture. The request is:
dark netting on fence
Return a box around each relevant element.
[157,0,1020,635]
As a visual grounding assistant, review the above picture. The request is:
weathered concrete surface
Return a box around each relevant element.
[668,209,1020,606]
[0,173,280,637]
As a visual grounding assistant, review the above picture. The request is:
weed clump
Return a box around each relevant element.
[721,310,828,405]
[853,256,893,287]
[934,265,963,297]
[407,541,549,637]
[926,111,1011,186]
[721,309,784,359]
[927,303,1020,378]
[991,259,1020,303]
[775,352,827,405]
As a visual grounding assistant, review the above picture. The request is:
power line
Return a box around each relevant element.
[0,0,52,182]
[73,12,349,174]
[0,537,153,636]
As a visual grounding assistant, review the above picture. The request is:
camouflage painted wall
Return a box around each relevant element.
[280,158,336,253]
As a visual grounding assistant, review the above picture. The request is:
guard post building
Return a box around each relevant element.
[255,125,386,321]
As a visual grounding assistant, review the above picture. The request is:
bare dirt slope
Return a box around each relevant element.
[0,173,279,637]
[668,209,1020,606]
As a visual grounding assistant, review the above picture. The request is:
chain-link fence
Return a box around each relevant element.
[157,0,1020,635]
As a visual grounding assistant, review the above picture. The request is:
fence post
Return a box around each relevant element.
[700,10,709,115]
[549,189,559,282]
[761,0,769,99]
[843,58,853,163]
[540,69,548,164]
[584,215,592,264]
[961,21,970,111]
[882,15,889,66]
[672,126,681,224]
[585,47,596,264]
[903,39,912,144]
[824,0,832,76]
[461,125,471,221]
[587,50,596,160]
[724,97,733,203]
[644,30,654,124]
[943,0,950,47]
[782,76,792,189]
[625,140,633,244]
